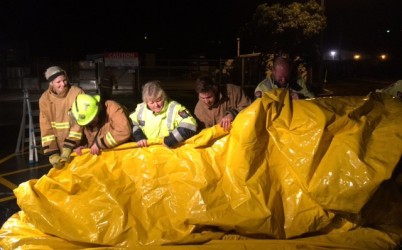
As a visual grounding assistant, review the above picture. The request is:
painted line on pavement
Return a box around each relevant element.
[0,195,16,203]
[0,176,18,190]
[0,153,16,165]
[0,164,51,177]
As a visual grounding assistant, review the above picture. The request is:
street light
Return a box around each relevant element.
[330,50,336,60]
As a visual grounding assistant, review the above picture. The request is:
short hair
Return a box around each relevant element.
[142,80,167,103]
[195,75,218,94]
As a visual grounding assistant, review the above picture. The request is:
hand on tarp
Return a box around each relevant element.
[49,153,64,169]
[60,148,72,163]
[220,113,234,131]
[69,140,165,158]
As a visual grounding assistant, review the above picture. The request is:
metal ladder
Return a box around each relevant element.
[15,89,41,165]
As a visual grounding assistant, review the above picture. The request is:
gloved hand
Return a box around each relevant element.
[49,153,64,169]
[60,148,72,163]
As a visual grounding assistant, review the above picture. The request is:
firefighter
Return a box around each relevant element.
[39,66,84,169]
[71,94,132,156]
[129,80,197,148]
[254,56,315,99]
[376,80,402,99]
[194,75,251,131]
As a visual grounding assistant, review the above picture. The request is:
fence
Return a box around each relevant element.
[0,58,233,92]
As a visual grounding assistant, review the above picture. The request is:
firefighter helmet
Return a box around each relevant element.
[72,94,100,126]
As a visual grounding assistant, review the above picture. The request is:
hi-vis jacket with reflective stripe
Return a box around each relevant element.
[129,99,197,147]
[82,100,132,149]
[39,85,84,156]
[254,76,315,99]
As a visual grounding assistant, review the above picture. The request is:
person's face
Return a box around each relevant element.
[198,90,216,108]
[51,75,68,94]
[272,65,290,87]
[88,114,99,126]
[147,98,165,113]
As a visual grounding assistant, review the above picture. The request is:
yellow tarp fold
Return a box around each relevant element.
[1,89,401,249]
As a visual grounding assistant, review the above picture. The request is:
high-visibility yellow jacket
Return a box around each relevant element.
[39,85,84,156]
[81,100,132,149]
[254,76,315,99]
[129,99,197,147]
[376,80,402,99]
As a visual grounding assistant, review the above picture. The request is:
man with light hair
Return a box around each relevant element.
[254,56,315,99]
[39,66,84,168]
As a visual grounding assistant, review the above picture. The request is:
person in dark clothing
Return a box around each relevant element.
[99,67,117,100]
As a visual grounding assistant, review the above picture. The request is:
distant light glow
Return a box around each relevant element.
[353,54,361,60]
[380,54,387,60]
[330,50,337,60]
[144,36,148,40]
[386,29,390,33]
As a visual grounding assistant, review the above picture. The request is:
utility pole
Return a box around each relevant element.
[237,38,240,57]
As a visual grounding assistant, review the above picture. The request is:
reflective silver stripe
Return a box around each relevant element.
[166,101,178,131]
[179,122,197,132]
[172,123,197,142]
[132,124,141,133]
[172,129,184,142]
[137,104,145,121]
[132,104,146,133]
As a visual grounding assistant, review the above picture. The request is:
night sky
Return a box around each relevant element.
[323,0,402,55]
[1,0,401,60]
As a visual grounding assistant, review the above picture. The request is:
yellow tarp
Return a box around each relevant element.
[1,89,402,249]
